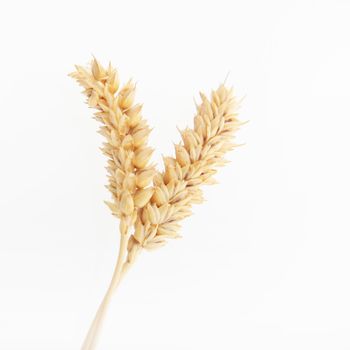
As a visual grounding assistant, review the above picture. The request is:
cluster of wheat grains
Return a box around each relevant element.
[70,58,242,350]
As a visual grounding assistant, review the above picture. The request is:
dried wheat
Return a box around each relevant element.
[70,58,242,350]
[70,58,156,349]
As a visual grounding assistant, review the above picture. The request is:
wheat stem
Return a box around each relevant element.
[81,233,128,350]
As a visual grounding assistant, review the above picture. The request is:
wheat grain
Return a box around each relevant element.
[70,58,242,350]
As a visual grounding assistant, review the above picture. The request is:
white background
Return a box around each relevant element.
[0,0,349,349]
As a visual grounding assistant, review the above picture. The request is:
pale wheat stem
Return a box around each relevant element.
[81,232,128,350]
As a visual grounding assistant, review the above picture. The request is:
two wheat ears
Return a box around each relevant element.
[70,58,243,349]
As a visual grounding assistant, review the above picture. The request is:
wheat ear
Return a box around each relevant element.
[126,85,242,258]
[70,58,242,350]
[70,59,155,349]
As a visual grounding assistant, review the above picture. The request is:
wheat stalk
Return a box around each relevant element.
[70,58,242,350]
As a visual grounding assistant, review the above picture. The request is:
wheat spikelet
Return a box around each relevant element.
[70,58,242,350]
